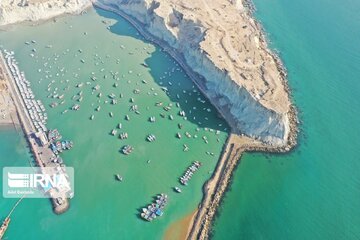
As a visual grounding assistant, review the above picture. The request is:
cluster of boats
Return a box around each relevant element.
[72,104,80,111]
[180,161,202,185]
[146,134,156,142]
[48,129,61,142]
[129,104,138,112]
[50,140,73,155]
[121,145,133,155]
[3,50,48,132]
[119,132,128,140]
[48,129,73,155]
[140,194,168,222]
[179,110,186,117]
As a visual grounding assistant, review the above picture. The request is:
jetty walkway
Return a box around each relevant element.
[0,51,70,214]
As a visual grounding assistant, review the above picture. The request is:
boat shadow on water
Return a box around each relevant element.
[94,7,228,133]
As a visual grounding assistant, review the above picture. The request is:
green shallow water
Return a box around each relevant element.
[212,0,360,239]
[0,8,229,239]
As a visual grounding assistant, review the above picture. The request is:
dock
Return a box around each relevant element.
[0,50,70,214]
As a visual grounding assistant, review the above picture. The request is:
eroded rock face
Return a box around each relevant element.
[0,0,91,26]
[0,0,293,146]
[98,0,292,145]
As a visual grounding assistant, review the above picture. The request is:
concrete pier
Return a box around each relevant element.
[0,51,70,214]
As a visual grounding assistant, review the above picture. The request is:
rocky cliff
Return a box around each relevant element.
[0,0,91,26]
[0,0,294,146]
[97,0,293,146]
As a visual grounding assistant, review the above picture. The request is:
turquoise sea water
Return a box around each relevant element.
[0,8,229,239]
[212,0,360,239]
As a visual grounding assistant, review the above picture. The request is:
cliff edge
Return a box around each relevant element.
[97,0,295,146]
[0,0,91,26]
[0,0,296,147]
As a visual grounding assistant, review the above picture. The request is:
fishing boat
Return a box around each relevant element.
[119,132,128,140]
[176,133,182,139]
[90,115,94,120]
[179,110,186,117]
[109,112,114,117]
[71,104,80,111]
[125,115,130,121]
[111,129,117,136]
[117,123,122,129]
[174,187,182,193]
[96,106,101,111]
[115,174,123,182]
[121,145,133,155]
[146,134,156,142]
[50,102,58,108]
[179,161,202,185]
[149,116,156,122]
[130,105,138,111]
[0,217,10,239]
[0,195,24,239]
[183,144,189,152]
[141,63,149,68]
[140,193,168,222]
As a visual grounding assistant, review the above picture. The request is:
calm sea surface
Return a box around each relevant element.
[0,8,229,239]
[212,0,360,239]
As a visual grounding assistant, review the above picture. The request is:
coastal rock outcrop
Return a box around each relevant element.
[97,0,293,146]
[0,0,91,26]
[0,0,295,146]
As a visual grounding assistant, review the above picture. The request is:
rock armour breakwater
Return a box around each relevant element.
[92,1,298,239]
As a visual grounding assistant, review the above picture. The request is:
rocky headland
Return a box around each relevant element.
[0,0,298,239]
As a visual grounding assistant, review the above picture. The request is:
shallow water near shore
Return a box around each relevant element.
[0,8,228,239]
[212,0,360,239]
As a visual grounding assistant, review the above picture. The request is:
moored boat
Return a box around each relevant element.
[115,174,123,182]
[121,145,133,155]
